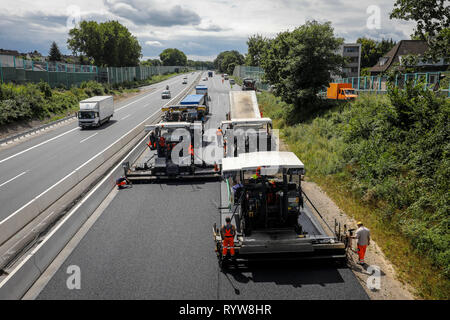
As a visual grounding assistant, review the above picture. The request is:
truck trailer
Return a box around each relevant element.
[221,91,275,158]
[195,85,210,101]
[180,94,209,119]
[77,96,114,129]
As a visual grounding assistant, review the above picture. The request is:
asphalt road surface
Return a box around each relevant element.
[0,72,199,222]
[35,75,368,300]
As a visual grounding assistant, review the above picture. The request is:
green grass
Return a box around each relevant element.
[258,87,450,299]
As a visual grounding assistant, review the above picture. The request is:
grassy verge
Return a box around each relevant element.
[258,88,450,299]
[0,72,183,127]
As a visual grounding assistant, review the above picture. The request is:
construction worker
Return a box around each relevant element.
[251,167,261,179]
[223,138,227,155]
[116,176,131,190]
[353,221,371,264]
[188,143,194,161]
[216,127,223,146]
[221,217,236,260]
[232,180,243,204]
[148,130,156,150]
[157,135,166,157]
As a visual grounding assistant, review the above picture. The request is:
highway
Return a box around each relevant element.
[0,73,198,223]
[31,75,369,300]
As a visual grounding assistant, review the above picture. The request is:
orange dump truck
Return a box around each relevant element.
[327,83,358,100]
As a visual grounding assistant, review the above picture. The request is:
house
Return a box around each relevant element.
[26,50,45,61]
[331,43,361,80]
[370,40,448,75]
[340,43,361,78]
[0,49,20,56]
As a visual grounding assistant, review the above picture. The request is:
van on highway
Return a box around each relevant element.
[162,90,171,99]
[78,96,114,129]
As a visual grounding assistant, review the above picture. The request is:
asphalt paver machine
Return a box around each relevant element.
[214,151,349,268]
[123,122,220,182]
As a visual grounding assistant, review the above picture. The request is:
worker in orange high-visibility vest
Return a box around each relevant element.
[221,217,236,260]
[157,136,166,157]
[216,127,223,146]
[116,176,131,190]
[188,144,194,161]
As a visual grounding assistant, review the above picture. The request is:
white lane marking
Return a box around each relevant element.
[0,171,28,188]
[120,114,131,121]
[0,74,200,226]
[80,133,98,143]
[115,76,183,112]
[0,127,79,165]
[0,75,187,165]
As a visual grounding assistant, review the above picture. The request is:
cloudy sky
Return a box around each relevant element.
[0,0,416,61]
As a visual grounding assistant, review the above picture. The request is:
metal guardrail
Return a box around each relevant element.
[0,72,202,299]
[0,115,76,146]
[0,72,201,255]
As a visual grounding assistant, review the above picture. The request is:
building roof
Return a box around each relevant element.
[370,40,429,73]
[222,151,305,173]
[0,49,20,56]
[221,118,272,126]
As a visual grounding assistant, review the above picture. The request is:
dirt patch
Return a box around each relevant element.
[302,179,415,300]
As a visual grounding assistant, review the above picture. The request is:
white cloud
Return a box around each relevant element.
[0,0,416,60]
[145,41,163,46]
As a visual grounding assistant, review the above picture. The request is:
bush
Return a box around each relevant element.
[258,82,450,287]
[0,72,182,126]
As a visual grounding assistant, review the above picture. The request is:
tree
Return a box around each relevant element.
[390,0,450,60]
[48,42,62,62]
[187,60,214,70]
[357,37,396,68]
[261,21,345,109]
[159,48,187,66]
[142,59,162,66]
[67,20,142,67]
[245,34,268,67]
[213,50,244,74]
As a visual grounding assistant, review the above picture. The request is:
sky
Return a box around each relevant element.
[0,0,416,61]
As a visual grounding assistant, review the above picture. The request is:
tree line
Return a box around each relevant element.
[46,20,213,68]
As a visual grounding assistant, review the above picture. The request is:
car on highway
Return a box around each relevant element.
[202,77,208,81]
[229,79,235,85]
[161,90,171,99]
[182,77,188,84]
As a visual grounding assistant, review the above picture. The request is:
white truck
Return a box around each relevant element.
[78,96,114,129]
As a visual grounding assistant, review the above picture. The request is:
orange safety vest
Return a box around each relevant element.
[216,129,223,136]
[222,224,235,238]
